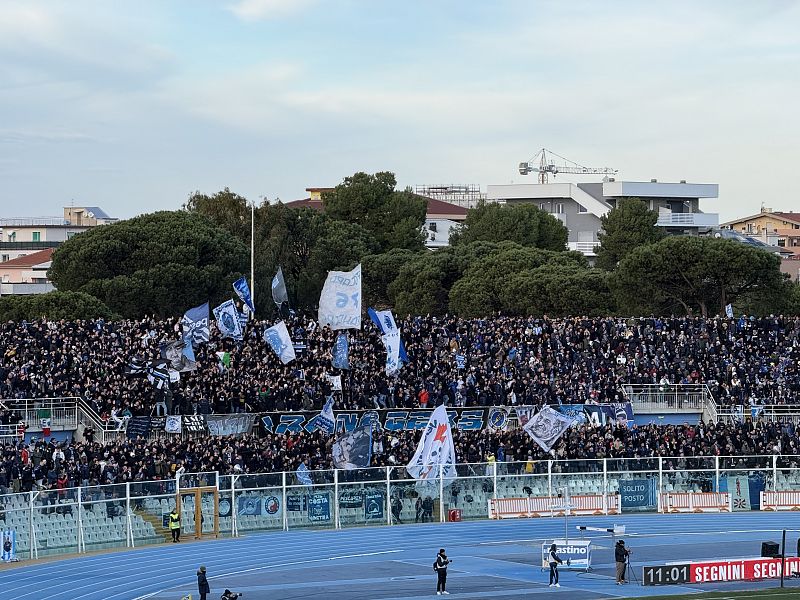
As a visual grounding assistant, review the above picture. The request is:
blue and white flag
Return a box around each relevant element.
[159,339,196,372]
[368,307,408,365]
[237,310,249,331]
[296,463,313,486]
[146,361,170,390]
[315,396,336,435]
[406,405,456,483]
[523,406,575,453]
[318,264,362,330]
[213,300,243,340]
[332,332,350,370]
[272,266,290,307]
[455,354,466,370]
[181,302,210,346]
[368,307,404,375]
[263,321,296,364]
[1,529,16,563]
[233,276,255,314]
[725,303,734,318]
[332,422,373,470]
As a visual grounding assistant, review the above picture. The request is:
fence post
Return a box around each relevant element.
[281,471,288,532]
[715,455,720,493]
[658,456,663,500]
[439,463,445,523]
[386,467,392,527]
[334,468,340,530]
[492,462,497,500]
[773,454,778,491]
[126,482,134,548]
[603,459,608,515]
[231,474,238,538]
[547,460,553,498]
[29,490,37,560]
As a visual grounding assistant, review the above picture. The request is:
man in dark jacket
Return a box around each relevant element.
[197,565,210,600]
[547,543,563,587]
[615,540,630,584]
[434,548,452,595]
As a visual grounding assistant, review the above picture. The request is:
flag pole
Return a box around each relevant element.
[250,200,256,314]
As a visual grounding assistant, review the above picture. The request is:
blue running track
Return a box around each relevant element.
[3,512,800,599]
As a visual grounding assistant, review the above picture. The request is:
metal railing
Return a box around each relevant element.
[621,384,716,418]
[717,404,800,423]
[5,397,79,432]
[2,454,799,562]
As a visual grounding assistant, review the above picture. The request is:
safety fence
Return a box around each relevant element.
[4,454,800,562]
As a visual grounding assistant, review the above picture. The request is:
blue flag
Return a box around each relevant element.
[332,332,350,370]
[297,463,313,486]
[233,276,255,314]
[367,307,408,369]
[181,302,210,346]
[332,422,373,470]
[316,396,336,435]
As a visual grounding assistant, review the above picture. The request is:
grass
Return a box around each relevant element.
[634,587,800,599]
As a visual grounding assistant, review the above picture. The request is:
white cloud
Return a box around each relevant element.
[228,0,315,21]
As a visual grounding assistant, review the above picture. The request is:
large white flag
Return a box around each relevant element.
[263,321,296,364]
[523,406,575,453]
[213,300,243,340]
[382,332,401,375]
[318,264,362,330]
[406,405,456,483]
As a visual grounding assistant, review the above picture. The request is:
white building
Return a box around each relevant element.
[486,179,719,256]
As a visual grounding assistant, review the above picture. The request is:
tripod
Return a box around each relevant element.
[625,556,639,586]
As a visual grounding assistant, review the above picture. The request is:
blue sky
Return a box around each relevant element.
[1,0,798,221]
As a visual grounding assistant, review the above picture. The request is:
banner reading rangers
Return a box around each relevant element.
[523,406,575,452]
[318,264,362,331]
[406,405,456,483]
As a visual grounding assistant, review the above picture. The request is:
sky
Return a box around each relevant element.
[1,0,798,222]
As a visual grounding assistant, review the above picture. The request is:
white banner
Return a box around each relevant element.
[406,405,456,482]
[382,332,401,375]
[213,299,243,339]
[318,264,362,331]
[263,320,296,364]
[165,415,182,434]
[523,406,575,453]
[326,374,342,391]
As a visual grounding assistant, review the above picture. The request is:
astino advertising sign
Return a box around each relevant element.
[540,539,592,570]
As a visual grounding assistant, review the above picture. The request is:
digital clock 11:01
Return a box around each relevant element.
[643,564,691,586]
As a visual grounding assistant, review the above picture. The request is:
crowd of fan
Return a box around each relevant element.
[1,313,799,422]
[3,419,800,499]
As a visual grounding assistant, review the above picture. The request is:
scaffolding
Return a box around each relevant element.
[415,184,487,209]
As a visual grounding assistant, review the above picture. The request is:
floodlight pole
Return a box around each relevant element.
[251,200,256,313]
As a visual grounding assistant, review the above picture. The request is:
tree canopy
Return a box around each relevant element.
[612,236,785,316]
[595,198,664,271]
[49,211,249,318]
[450,202,568,251]
[0,291,115,321]
[322,172,428,252]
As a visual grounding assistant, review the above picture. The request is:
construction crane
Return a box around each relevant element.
[519,148,617,184]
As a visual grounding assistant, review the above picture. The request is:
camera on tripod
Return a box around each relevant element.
[221,590,243,600]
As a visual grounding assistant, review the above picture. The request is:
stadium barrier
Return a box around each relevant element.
[760,490,800,511]
[658,492,731,513]
[488,494,620,519]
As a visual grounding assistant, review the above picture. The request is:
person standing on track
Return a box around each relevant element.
[197,565,210,600]
[548,543,563,587]
[434,548,452,595]
[169,506,181,542]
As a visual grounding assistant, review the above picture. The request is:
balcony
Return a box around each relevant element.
[656,211,719,228]
[567,241,598,255]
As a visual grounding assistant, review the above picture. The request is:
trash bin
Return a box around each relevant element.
[448,509,462,522]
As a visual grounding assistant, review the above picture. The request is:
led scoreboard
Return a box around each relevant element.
[643,564,690,586]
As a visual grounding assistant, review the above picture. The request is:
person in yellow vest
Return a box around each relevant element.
[169,506,181,542]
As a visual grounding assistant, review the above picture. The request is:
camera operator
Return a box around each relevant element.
[221,589,242,600]
[547,543,563,588]
[615,540,631,585]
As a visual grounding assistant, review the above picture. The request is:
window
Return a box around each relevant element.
[428,222,437,232]
[576,203,587,214]
[7,232,15,242]
[0,254,8,262]
[539,203,546,211]
[746,223,754,233]
[555,203,564,214]
[32,231,41,242]
[67,231,77,239]
[778,239,786,247]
